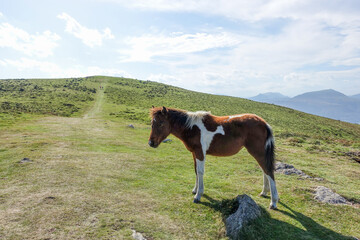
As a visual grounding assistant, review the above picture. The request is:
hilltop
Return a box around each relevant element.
[0,76,359,239]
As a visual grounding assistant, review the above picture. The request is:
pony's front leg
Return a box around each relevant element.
[193,158,205,203]
[192,154,198,194]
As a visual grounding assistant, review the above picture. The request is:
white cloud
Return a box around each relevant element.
[119,32,240,62]
[223,20,349,75]
[1,57,130,79]
[115,0,360,70]
[280,68,360,96]
[57,12,114,47]
[147,73,181,85]
[84,66,131,78]
[0,23,60,58]
[113,0,360,25]
[0,12,3,18]
[117,7,360,97]
[1,58,62,74]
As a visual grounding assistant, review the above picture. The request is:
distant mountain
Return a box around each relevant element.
[250,92,290,104]
[249,89,360,124]
[352,94,360,99]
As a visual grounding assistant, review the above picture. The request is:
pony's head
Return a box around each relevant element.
[148,106,171,148]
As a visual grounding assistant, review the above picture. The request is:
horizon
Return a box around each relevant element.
[250,88,360,98]
[1,0,360,98]
[1,75,359,99]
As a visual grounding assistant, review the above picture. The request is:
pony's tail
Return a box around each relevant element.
[265,124,275,178]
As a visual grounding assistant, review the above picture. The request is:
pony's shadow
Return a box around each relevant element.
[200,194,355,239]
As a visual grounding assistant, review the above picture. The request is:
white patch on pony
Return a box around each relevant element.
[265,174,279,209]
[227,114,245,121]
[185,111,225,152]
[260,172,270,196]
[200,124,225,153]
[265,124,274,149]
[185,111,210,128]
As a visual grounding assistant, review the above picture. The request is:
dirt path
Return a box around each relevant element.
[0,79,140,239]
[83,81,107,119]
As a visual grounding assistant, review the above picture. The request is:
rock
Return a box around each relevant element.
[127,124,135,129]
[19,158,32,163]
[344,151,360,163]
[313,177,324,181]
[275,162,303,175]
[162,139,172,143]
[225,194,262,240]
[132,229,146,240]
[314,186,350,205]
[275,162,323,181]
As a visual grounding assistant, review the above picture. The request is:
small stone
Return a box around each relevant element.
[44,196,56,200]
[127,124,135,129]
[19,158,32,163]
[162,139,172,143]
[132,229,146,240]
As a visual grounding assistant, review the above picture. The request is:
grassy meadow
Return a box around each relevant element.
[0,76,359,239]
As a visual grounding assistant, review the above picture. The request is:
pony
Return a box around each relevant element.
[148,106,279,209]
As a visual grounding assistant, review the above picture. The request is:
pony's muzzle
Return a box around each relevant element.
[148,140,158,148]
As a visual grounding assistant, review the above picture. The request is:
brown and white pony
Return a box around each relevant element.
[148,106,279,209]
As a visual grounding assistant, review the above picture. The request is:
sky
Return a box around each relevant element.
[0,0,360,98]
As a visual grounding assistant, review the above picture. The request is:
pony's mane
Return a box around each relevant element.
[185,111,210,128]
[150,107,210,129]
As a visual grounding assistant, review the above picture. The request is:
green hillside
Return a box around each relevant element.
[0,77,98,127]
[0,76,359,239]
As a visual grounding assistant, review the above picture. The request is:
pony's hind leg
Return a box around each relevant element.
[265,173,279,209]
[246,139,279,209]
[257,159,279,209]
[260,172,270,197]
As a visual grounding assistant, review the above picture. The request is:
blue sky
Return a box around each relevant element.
[1,0,360,97]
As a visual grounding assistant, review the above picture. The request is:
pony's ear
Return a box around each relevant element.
[162,106,168,115]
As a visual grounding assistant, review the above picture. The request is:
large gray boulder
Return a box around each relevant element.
[225,194,262,240]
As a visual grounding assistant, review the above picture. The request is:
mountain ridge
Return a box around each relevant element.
[249,89,360,124]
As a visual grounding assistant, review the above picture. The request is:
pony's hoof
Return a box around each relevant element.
[269,204,278,210]
[193,199,200,204]
[259,193,267,197]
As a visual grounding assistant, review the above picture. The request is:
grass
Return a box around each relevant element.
[0,77,97,118]
[0,76,359,239]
